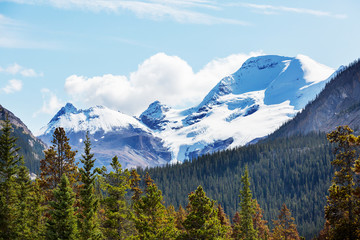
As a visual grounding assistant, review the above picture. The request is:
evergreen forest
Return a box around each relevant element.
[1,116,360,239]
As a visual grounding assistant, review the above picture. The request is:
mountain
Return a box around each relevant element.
[0,105,45,173]
[37,103,171,169]
[140,55,335,162]
[270,59,360,138]
[39,54,336,168]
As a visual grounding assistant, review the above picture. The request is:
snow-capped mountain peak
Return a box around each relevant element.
[38,103,150,136]
[140,101,171,130]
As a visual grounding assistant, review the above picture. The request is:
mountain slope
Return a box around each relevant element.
[38,103,171,169]
[140,55,335,162]
[0,105,45,173]
[269,59,360,138]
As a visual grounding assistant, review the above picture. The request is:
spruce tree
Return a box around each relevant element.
[39,127,78,202]
[78,133,102,240]
[238,166,257,240]
[252,199,270,240]
[325,126,360,239]
[134,172,177,239]
[46,174,78,240]
[272,204,300,240]
[15,165,32,239]
[181,185,226,239]
[231,211,241,239]
[175,205,187,233]
[99,156,133,239]
[0,117,22,239]
[217,203,232,239]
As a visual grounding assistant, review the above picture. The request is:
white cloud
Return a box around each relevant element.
[9,0,247,25]
[0,63,43,77]
[34,88,64,116]
[65,52,262,115]
[2,79,23,93]
[238,3,347,19]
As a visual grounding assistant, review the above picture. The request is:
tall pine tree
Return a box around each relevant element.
[0,117,22,239]
[325,126,360,239]
[78,133,102,240]
[46,174,78,240]
[237,166,257,240]
[39,127,79,202]
[99,156,133,239]
[181,185,226,240]
[134,172,177,240]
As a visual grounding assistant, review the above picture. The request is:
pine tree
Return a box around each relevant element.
[46,174,78,240]
[272,204,300,240]
[130,168,142,203]
[238,166,257,240]
[181,185,226,239]
[134,172,177,239]
[175,205,187,232]
[39,127,78,202]
[78,133,102,240]
[99,156,133,239]
[252,199,270,240]
[325,126,360,239]
[231,211,241,239]
[28,179,46,240]
[0,117,22,239]
[15,165,32,239]
[217,203,232,239]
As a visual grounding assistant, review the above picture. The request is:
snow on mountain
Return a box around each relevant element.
[39,54,336,168]
[38,103,171,169]
[140,55,336,162]
[38,103,150,136]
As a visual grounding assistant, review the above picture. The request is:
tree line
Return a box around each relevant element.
[0,116,359,239]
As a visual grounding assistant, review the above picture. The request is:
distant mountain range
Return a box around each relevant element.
[37,54,341,168]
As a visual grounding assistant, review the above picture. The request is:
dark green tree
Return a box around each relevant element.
[15,165,32,239]
[325,126,360,239]
[0,117,22,239]
[99,156,133,239]
[78,133,102,240]
[237,166,257,240]
[46,174,78,240]
[181,185,226,239]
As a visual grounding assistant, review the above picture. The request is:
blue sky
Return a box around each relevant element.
[0,0,359,133]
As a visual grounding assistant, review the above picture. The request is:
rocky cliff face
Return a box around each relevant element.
[270,60,360,138]
[0,105,45,172]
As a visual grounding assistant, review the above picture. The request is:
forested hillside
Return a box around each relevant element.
[0,105,44,173]
[140,133,334,239]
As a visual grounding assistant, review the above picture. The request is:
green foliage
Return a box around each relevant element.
[134,173,177,240]
[141,133,333,239]
[99,156,133,239]
[325,126,360,239]
[78,133,102,240]
[0,117,23,239]
[180,185,227,240]
[238,166,257,240]
[46,174,78,240]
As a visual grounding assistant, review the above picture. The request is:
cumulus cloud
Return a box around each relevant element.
[0,63,43,77]
[34,88,64,116]
[65,52,262,115]
[2,79,23,94]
